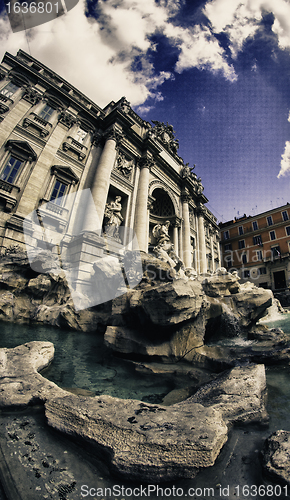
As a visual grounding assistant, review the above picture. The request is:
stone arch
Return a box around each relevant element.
[148,180,180,217]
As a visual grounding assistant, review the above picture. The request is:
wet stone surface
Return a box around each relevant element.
[0,408,117,500]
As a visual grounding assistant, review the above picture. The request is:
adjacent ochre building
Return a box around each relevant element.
[0,50,220,274]
[219,204,290,290]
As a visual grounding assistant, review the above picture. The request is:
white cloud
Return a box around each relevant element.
[0,0,173,108]
[172,24,237,81]
[278,140,290,178]
[1,0,290,111]
[204,0,290,57]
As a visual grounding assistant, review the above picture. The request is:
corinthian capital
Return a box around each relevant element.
[181,187,191,203]
[138,151,155,170]
[104,124,124,144]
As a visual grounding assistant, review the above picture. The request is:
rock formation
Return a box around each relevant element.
[0,342,268,483]
[262,430,290,486]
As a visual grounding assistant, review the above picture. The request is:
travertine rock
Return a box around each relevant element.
[45,393,228,482]
[183,364,268,425]
[232,286,273,327]
[262,430,290,486]
[203,272,240,297]
[104,313,205,361]
[0,341,65,408]
[132,279,204,326]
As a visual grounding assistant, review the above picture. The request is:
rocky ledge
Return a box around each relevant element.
[262,430,290,486]
[0,341,268,482]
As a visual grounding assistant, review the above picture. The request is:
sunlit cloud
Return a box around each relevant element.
[1,0,290,111]
[278,140,290,178]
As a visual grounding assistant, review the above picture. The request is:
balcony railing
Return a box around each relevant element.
[23,113,53,137]
[62,136,87,160]
[38,200,69,219]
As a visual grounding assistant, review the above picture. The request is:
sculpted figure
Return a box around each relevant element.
[104,196,123,240]
[152,221,184,272]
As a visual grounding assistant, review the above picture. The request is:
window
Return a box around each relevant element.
[252,221,258,231]
[224,243,232,251]
[253,235,262,245]
[242,253,247,264]
[38,104,55,121]
[0,156,23,184]
[223,230,229,240]
[267,216,273,226]
[258,267,267,275]
[243,270,250,278]
[238,226,243,235]
[256,250,263,260]
[0,81,19,99]
[50,180,67,205]
[271,246,281,259]
[270,230,276,240]
[282,211,289,221]
[238,240,245,249]
[286,226,290,236]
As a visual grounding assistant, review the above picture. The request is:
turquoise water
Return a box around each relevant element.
[263,314,290,432]
[0,321,174,403]
[1,315,290,428]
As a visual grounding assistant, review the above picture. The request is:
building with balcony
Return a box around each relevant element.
[219,204,290,290]
[0,49,220,284]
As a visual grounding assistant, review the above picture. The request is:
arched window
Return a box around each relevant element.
[151,188,174,217]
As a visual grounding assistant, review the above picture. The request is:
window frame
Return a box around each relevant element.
[282,210,289,222]
[267,215,273,226]
[238,226,244,235]
[0,155,23,185]
[238,239,245,249]
[269,230,276,241]
[253,234,262,245]
[252,221,258,231]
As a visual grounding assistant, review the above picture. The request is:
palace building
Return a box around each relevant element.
[0,49,220,277]
[220,204,290,291]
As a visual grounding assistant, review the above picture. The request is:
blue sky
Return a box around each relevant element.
[1,0,290,222]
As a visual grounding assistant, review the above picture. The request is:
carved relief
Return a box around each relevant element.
[118,97,131,114]
[58,111,77,129]
[150,120,179,155]
[22,87,42,105]
[115,151,134,178]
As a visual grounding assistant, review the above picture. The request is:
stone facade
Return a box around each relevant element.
[219,204,290,291]
[0,49,220,275]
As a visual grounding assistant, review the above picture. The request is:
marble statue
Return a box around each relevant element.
[104,196,123,240]
[152,221,184,272]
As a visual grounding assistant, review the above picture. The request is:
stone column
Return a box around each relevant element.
[195,213,200,273]
[134,153,153,252]
[181,189,192,268]
[197,205,207,274]
[210,228,215,272]
[83,125,123,232]
[173,223,179,257]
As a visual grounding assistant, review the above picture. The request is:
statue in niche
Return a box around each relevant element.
[103,196,123,240]
[152,220,184,273]
[116,152,133,178]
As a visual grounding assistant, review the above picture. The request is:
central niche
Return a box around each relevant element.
[151,188,174,217]
[149,188,175,251]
